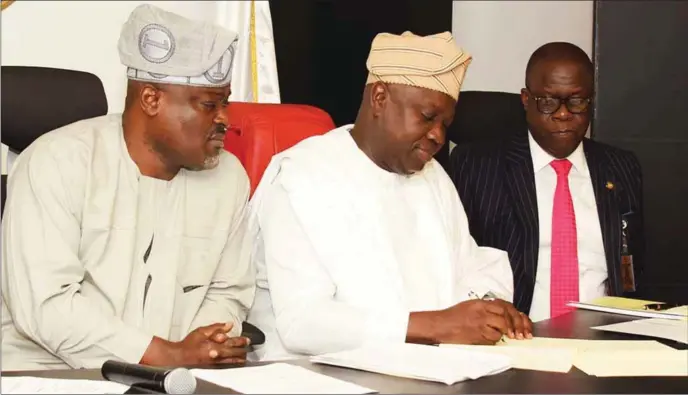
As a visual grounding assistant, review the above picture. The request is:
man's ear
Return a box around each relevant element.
[520,88,529,111]
[140,84,163,116]
[369,82,389,118]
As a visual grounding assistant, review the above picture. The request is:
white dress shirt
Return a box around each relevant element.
[528,133,608,322]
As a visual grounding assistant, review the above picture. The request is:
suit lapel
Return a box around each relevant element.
[504,133,539,281]
[584,140,622,295]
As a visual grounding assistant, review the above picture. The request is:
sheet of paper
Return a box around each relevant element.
[1,376,129,394]
[592,318,688,344]
[192,363,376,394]
[498,336,684,376]
[310,342,511,385]
[567,297,687,320]
[439,344,574,373]
[575,349,688,377]
[498,336,674,352]
[667,305,688,316]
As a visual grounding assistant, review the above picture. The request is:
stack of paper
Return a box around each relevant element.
[192,363,376,394]
[592,318,688,344]
[1,377,129,394]
[310,342,511,385]
[439,343,575,373]
[568,296,687,320]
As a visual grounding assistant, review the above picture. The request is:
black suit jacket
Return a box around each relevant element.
[449,131,645,313]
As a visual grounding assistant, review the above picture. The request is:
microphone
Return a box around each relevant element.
[101,360,197,394]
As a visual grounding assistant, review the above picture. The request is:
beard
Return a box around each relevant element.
[186,129,226,171]
[200,124,226,170]
[183,148,221,171]
[202,151,221,169]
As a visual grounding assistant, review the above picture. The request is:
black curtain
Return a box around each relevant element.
[269,0,454,165]
[593,1,688,304]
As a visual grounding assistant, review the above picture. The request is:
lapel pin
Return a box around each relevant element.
[606,181,615,190]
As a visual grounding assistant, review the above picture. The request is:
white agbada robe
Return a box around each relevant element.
[246,125,513,361]
[1,114,256,370]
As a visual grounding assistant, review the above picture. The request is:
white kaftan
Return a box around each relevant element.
[246,125,513,361]
[1,115,255,370]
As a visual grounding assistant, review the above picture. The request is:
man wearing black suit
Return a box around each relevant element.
[449,42,644,322]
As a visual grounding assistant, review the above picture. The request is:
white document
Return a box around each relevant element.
[592,318,688,344]
[567,301,687,320]
[1,376,129,394]
[191,363,376,394]
[575,349,688,377]
[310,343,511,385]
[439,343,574,373]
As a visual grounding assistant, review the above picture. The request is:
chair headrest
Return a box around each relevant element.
[1,66,108,153]
[448,91,527,145]
[224,102,336,195]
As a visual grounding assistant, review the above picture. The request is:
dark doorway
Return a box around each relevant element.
[269,0,454,165]
[593,0,688,304]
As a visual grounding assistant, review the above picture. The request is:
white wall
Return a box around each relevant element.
[452,0,594,94]
[1,1,595,169]
[1,1,218,114]
[2,1,594,111]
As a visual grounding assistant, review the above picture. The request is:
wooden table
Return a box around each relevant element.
[4,310,687,394]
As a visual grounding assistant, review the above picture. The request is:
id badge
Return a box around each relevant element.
[620,217,636,292]
[621,253,636,292]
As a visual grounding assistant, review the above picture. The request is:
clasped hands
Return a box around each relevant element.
[142,322,251,367]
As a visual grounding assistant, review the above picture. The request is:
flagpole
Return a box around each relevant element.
[249,0,258,102]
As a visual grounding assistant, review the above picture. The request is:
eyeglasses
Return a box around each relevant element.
[525,89,592,115]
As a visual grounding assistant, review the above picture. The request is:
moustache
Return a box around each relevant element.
[209,124,228,139]
[214,123,228,134]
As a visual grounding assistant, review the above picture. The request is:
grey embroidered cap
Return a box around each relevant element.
[118,4,238,87]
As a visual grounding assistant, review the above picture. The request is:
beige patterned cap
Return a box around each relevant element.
[365,31,472,101]
[118,4,238,87]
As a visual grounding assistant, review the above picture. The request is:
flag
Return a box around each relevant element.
[215,0,281,103]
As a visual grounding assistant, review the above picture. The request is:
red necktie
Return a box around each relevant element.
[550,159,579,318]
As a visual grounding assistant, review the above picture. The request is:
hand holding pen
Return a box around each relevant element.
[468,291,534,342]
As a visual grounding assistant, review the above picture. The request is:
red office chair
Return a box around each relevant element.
[224,102,336,195]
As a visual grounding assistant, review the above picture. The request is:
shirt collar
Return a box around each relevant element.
[339,124,400,185]
[527,131,587,175]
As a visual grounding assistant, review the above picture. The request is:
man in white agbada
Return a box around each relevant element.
[247,31,533,361]
[1,5,255,370]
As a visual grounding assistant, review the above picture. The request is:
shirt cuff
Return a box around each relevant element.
[362,309,410,346]
[114,325,155,365]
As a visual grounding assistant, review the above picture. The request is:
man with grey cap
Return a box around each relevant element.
[2,4,255,370]
[247,31,532,361]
